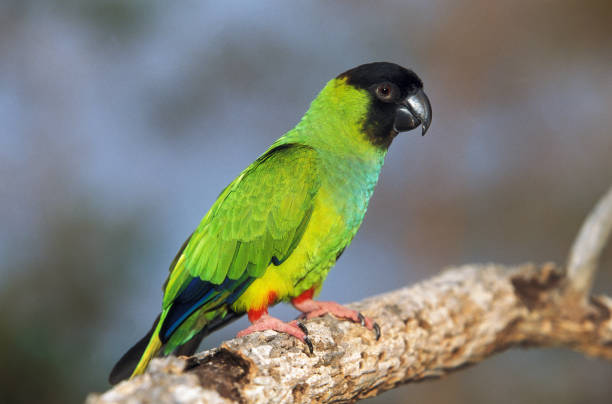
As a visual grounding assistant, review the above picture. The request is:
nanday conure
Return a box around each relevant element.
[109,62,432,384]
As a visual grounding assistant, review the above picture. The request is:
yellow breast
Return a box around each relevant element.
[231,190,344,312]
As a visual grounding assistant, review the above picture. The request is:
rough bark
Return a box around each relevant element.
[86,263,612,404]
[87,185,612,404]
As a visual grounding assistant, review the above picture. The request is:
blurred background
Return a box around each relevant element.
[1,1,611,403]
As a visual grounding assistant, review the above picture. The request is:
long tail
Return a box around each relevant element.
[110,275,252,384]
[108,307,244,385]
[108,313,166,385]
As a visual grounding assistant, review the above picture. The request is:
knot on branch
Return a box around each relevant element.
[510,263,563,310]
[185,348,254,403]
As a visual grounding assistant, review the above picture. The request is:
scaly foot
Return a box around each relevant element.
[236,314,313,353]
[292,292,381,340]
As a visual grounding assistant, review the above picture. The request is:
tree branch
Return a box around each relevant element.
[87,263,612,404]
[87,185,612,403]
[567,185,612,298]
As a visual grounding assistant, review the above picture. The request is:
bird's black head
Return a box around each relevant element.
[338,62,432,148]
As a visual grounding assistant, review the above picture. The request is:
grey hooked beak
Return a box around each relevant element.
[393,89,432,136]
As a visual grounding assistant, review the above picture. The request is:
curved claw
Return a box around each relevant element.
[303,335,314,354]
[373,322,381,340]
[357,312,366,327]
[296,321,309,336]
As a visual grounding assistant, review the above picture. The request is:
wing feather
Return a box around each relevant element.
[162,144,320,308]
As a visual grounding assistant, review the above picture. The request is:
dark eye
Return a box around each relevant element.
[375,83,395,101]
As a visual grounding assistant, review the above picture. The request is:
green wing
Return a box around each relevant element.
[163,144,321,308]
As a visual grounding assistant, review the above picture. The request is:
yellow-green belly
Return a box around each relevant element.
[232,190,348,312]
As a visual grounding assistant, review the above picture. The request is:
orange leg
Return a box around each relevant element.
[236,292,313,353]
[291,287,381,340]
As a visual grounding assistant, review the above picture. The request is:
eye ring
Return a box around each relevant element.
[375,82,395,102]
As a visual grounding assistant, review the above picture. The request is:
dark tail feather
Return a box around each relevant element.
[173,329,206,356]
[110,310,245,384]
[173,310,244,356]
[109,314,160,385]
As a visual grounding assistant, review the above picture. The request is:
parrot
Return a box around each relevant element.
[109,62,432,384]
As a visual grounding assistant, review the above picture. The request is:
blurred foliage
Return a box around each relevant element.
[149,33,304,135]
[66,0,153,38]
[0,200,149,404]
[1,1,611,403]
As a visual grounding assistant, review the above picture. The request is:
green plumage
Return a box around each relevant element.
[110,62,431,384]
[164,144,320,306]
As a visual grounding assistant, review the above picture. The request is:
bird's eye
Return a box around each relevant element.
[375,83,395,102]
